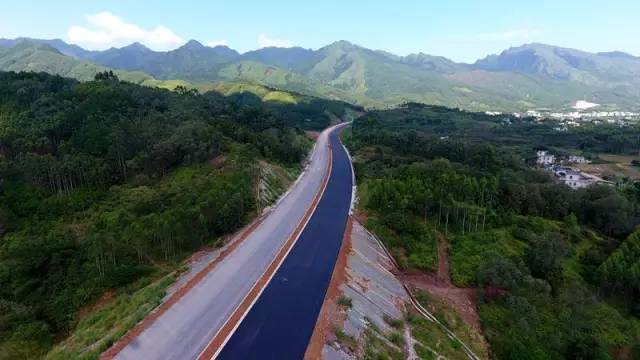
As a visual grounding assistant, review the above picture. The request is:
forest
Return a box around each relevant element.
[345,104,640,359]
[0,71,349,358]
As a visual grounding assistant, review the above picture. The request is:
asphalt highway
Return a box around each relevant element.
[114,125,340,360]
[215,126,353,359]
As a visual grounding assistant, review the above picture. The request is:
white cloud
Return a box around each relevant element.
[474,29,542,41]
[257,33,293,48]
[67,12,184,50]
[206,40,228,48]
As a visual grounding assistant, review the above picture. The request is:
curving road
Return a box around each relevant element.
[112,124,352,360]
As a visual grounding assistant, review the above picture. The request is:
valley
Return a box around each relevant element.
[2,5,640,359]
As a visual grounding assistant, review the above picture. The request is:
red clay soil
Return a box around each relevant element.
[209,155,226,168]
[76,290,116,321]
[353,209,369,225]
[435,235,452,286]
[399,273,480,329]
[304,216,353,360]
[397,235,481,330]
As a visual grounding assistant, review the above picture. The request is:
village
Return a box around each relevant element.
[536,151,614,189]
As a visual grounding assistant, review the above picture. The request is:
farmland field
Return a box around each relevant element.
[576,154,640,180]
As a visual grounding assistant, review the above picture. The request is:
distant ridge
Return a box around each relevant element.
[2,38,640,111]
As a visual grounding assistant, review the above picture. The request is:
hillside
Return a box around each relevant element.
[88,40,240,82]
[0,71,333,359]
[0,41,188,89]
[3,38,640,111]
[345,104,640,359]
[473,43,640,82]
[471,43,640,108]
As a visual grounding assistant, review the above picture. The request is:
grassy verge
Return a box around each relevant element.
[361,323,404,360]
[407,311,468,360]
[413,291,489,359]
[45,272,177,360]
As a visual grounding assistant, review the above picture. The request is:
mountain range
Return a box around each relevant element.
[2,37,640,111]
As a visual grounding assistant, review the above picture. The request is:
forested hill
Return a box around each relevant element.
[345,104,640,359]
[0,71,350,359]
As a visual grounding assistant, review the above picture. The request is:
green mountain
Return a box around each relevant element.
[2,38,640,111]
[241,47,322,74]
[89,40,240,82]
[471,43,640,109]
[473,43,640,82]
[215,60,361,103]
[0,37,96,58]
[0,41,190,89]
[0,42,114,81]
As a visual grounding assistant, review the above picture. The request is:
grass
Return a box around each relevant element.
[415,344,437,359]
[449,228,527,287]
[362,328,404,360]
[383,314,404,330]
[364,215,438,272]
[257,160,305,210]
[408,291,490,359]
[337,295,353,309]
[210,82,299,104]
[407,312,469,360]
[45,272,177,360]
[387,331,404,347]
[415,291,487,357]
[331,314,405,359]
[334,328,358,350]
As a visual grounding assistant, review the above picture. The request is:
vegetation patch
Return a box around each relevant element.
[336,295,353,309]
[347,104,640,359]
[46,273,176,360]
[0,71,325,358]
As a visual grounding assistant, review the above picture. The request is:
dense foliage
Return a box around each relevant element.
[346,104,640,359]
[0,71,338,358]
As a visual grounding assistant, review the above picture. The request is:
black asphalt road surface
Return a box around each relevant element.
[216,126,353,359]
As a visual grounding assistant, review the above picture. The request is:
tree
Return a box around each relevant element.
[94,70,119,82]
[526,232,569,286]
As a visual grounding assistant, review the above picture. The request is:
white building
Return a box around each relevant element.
[537,151,556,166]
[567,155,591,164]
[555,169,592,189]
[554,168,612,189]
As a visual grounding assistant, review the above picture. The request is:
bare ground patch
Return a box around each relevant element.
[396,234,489,356]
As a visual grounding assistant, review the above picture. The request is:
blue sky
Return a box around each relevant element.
[1,0,639,62]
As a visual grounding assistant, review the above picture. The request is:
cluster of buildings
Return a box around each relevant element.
[486,108,639,132]
[536,151,611,189]
[536,151,592,166]
[522,110,640,121]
